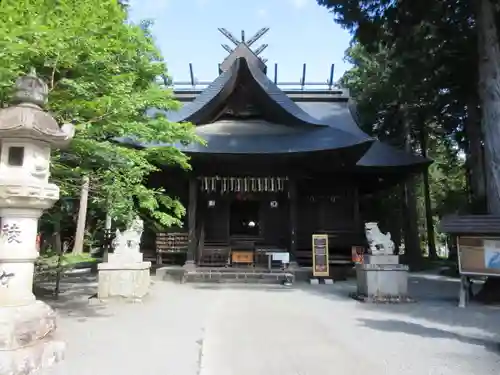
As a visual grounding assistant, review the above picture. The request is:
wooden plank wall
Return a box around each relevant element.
[259,198,289,248]
[156,174,362,257]
[203,200,229,243]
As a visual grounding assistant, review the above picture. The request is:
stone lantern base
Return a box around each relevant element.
[0,300,65,375]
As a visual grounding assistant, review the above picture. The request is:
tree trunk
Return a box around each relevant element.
[401,180,422,269]
[477,0,500,214]
[400,106,422,269]
[464,96,486,212]
[53,215,62,255]
[475,0,500,303]
[418,120,437,259]
[72,176,90,254]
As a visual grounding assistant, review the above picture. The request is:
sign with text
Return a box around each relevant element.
[312,234,329,277]
[457,236,500,277]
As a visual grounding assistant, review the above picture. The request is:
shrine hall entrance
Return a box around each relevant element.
[195,175,293,268]
[230,199,260,237]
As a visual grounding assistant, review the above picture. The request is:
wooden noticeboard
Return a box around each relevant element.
[156,232,188,254]
[457,236,500,277]
[312,234,329,277]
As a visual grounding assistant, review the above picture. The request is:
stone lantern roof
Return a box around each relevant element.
[0,69,74,147]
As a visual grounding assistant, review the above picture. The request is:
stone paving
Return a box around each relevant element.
[41,273,500,375]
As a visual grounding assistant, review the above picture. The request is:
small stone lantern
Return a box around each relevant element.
[0,70,74,373]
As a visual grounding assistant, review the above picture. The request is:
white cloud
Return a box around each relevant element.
[292,0,307,9]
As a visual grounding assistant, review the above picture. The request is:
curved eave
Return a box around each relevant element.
[178,130,372,155]
[114,126,374,155]
[162,64,239,124]
[295,101,368,139]
[355,141,432,173]
[161,57,359,130]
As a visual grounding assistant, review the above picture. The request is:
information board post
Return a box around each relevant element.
[312,234,329,277]
[438,215,500,307]
[457,237,500,276]
[457,236,500,307]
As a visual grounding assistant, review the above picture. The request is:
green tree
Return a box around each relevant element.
[317,0,498,212]
[341,42,429,266]
[0,0,200,248]
[334,1,481,263]
[320,0,500,298]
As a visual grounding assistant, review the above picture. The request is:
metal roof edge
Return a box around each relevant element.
[173,88,351,102]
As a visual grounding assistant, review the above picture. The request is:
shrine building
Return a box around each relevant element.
[117,28,430,272]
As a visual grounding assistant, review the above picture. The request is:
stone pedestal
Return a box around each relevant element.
[0,207,66,374]
[97,218,151,300]
[353,255,413,303]
[0,301,65,375]
[97,261,151,300]
[0,208,67,375]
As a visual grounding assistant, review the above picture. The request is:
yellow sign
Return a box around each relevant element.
[312,234,329,277]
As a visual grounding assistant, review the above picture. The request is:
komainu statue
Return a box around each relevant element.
[112,216,144,255]
[364,222,395,255]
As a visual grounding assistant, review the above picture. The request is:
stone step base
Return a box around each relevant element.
[182,270,294,284]
[309,278,334,285]
[0,336,65,375]
[350,292,416,304]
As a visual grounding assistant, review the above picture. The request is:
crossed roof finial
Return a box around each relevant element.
[218,27,269,63]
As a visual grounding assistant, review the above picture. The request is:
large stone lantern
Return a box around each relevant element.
[0,70,74,374]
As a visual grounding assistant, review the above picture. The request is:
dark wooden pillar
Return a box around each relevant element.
[319,201,326,231]
[185,177,198,268]
[289,178,298,263]
[353,187,360,228]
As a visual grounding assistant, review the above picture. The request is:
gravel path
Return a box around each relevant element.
[41,274,500,375]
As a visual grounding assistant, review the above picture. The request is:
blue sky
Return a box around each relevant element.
[127,0,352,88]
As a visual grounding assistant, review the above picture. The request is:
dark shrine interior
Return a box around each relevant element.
[229,198,260,237]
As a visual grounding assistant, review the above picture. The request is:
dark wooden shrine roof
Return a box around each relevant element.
[115,53,430,173]
[439,215,500,235]
[163,57,352,129]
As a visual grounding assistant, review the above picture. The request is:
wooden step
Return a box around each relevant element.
[182,268,294,284]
